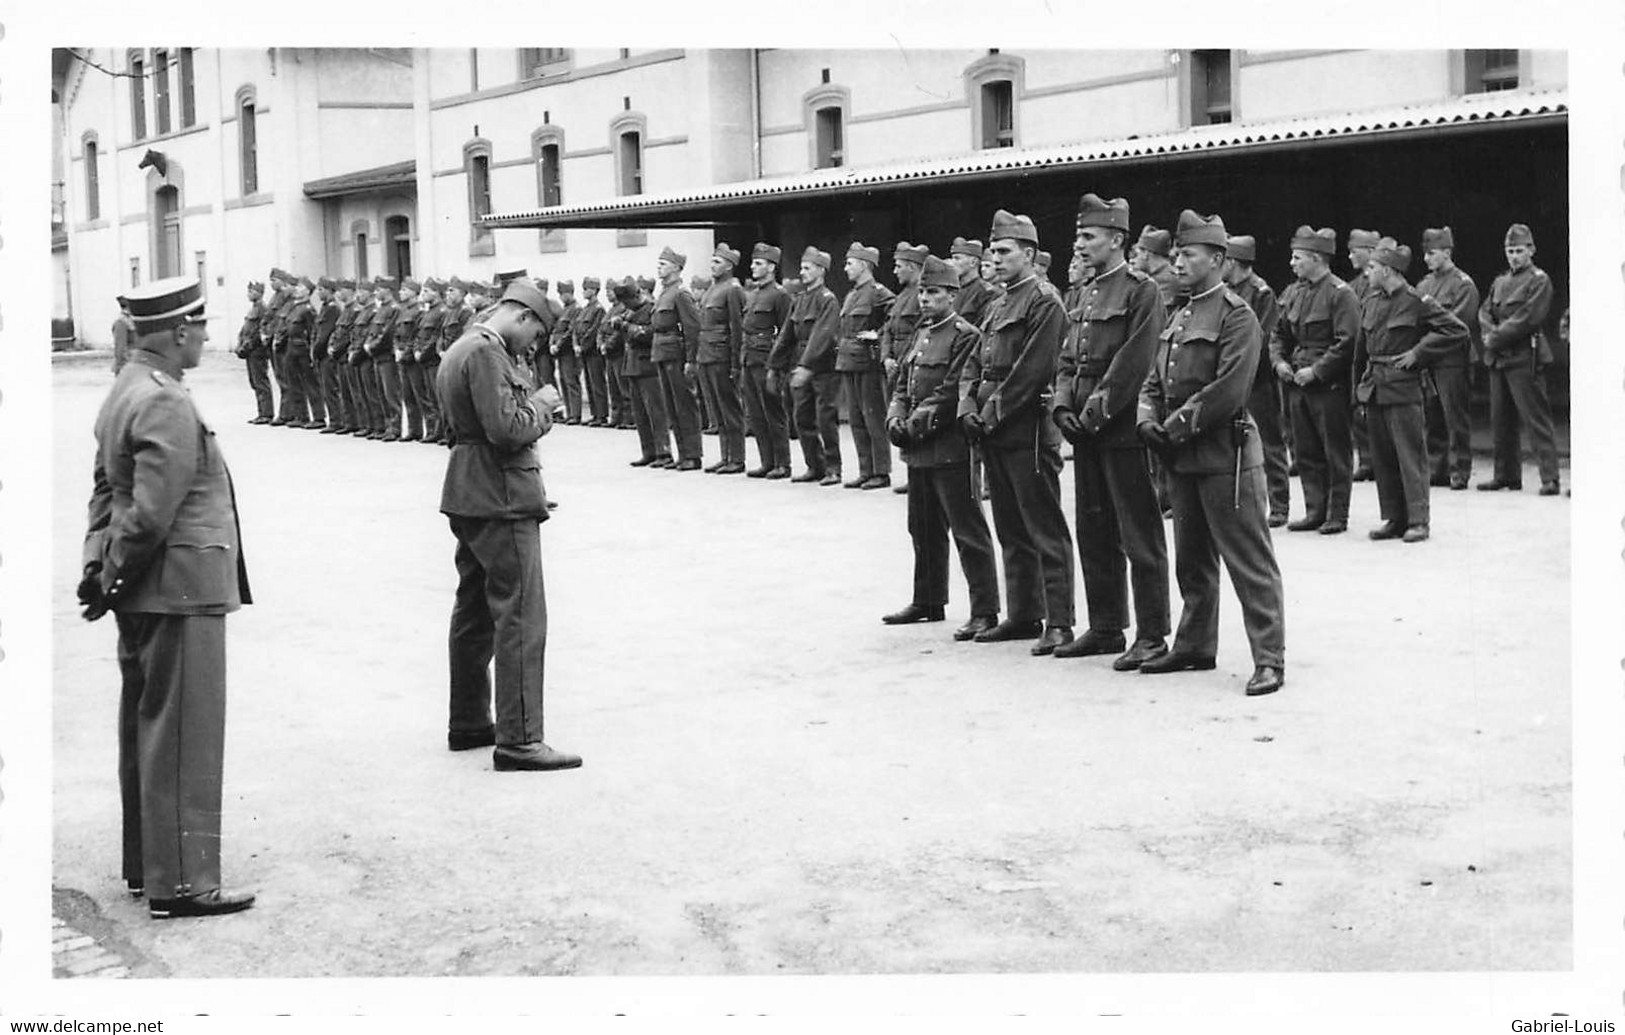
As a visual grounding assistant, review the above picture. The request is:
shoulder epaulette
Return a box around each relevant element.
[954,316,977,334]
[150,369,174,387]
[1221,287,1247,308]
[1125,266,1151,283]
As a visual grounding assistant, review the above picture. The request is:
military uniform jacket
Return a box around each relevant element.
[598,301,627,360]
[650,285,701,365]
[1415,266,1479,366]
[312,299,339,359]
[348,302,375,361]
[83,349,251,615]
[284,300,315,350]
[878,283,922,366]
[549,300,579,356]
[697,277,745,368]
[363,301,399,359]
[1347,271,1372,306]
[1354,284,1470,407]
[834,280,895,373]
[416,304,446,362]
[1139,283,1265,476]
[257,289,284,348]
[622,299,658,377]
[440,303,471,357]
[956,278,995,329]
[1231,274,1280,385]
[742,281,791,369]
[1478,264,1552,370]
[330,303,356,357]
[437,325,552,522]
[1052,263,1164,449]
[271,297,297,349]
[1268,273,1359,386]
[957,273,1067,450]
[573,300,605,356]
[888,312,980,468]
[238,300,265,356]
[1151,265,1182,314]
[394,300,424,363]
[771,285,840,373]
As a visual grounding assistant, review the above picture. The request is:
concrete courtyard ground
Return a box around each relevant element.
[51,351,1571,978]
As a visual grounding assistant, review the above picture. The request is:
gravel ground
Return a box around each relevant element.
[51,351,1570,979]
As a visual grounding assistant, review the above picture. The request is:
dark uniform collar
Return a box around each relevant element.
[131,346,185,380]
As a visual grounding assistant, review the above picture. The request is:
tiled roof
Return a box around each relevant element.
[483,88,1566,230]
[303,160,417,200]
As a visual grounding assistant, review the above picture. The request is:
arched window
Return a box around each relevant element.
[464,137,495,256]
[609,113,648,248]
[964,52,1025,151]
[236,85,259,195]
[802,84,850,170]
[385,214,411,279]
[153,49,172,135]
[532,124,566,253]
[128,50,147,140]
[178,48,197,128]
[350,219,371,280]
[82,132,101,221]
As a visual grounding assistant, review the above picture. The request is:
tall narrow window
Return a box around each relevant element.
[1189,50,1232,125]
[1465,49,1520,93]
[470,154,492,217]
[814,106,844,168]
[84,138,100,221]
[355,232,369,279]
[539,143,562,206]
[618,131,643,195]
[129,51,147,140]
[153,49,172,135]
[178,48,196,127]
[239,96,259,195]
[385,215,411,279]
[980,80,1014,148]
[155,185,181,279]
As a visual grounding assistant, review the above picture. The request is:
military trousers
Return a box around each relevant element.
[791,370,842,475]
[330,356,356,429]
[268,347,290,415]
[346,360,373,430]
[1286,382,1353,523]
[318,355,343,428]
[1488,364,1560,484]
[375,357,403,436]
[1424,365,1473,481]
[553,352,583,421]
[243,350,274,420]
[840,369,893,479]
[397,360,427,438]
[740,365,792,471]
[700,363,746,464]
[1351,394,1372,472]
[273,348,308,423]
[447,515,548,747]
[628,371,671,461]
[582,352,610,423]
[907,462,1001,618]
[982,438,1076,627]
[290,347,324,424]
[1367,400,1430,526]
[115,611,228,900]
[418,360,443,439]
[606,359,630,425]
[657,359,704,462]
[1072,440,1170,640]
[1167,464,1286,668]
[1248,377,1292,520]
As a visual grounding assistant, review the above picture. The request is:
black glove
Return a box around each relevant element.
[959,413,987,443]
[1137,420,1172,457]
[1053,409,1084,444]
[77,568,108,622]
[886,417,910,448]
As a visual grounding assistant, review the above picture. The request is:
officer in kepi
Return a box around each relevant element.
[79,276,258,918]
[1138,211,1286,697]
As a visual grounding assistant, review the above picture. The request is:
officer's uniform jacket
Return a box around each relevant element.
[284,299,315,352]
[1354,284,1470,407]
[834,280,895,374]
[415,303,445,363]
[1478,263,1553,370]
[770,284,840,373]
[1230,273,1279,384]
[394,299,424,365]
[878,282,922,367]
[1139,282,1265,476]
[237,300,265,356]
[1415,265,1479,365]
[889,311,980,468]
[83,348,251,615]
[957,273,1067,450]
[956,277,995,329]
[363,298,399,359]
[1052,261,1164,449]
[650,283,701,365]
[312,298,339,360]
[437,325,552,522]
[548,299,579,356]
[1268,273,1360,386]
[698,277,746,369]
[742,280,791,369]
[622,297,658,377]
[573,299,605,356]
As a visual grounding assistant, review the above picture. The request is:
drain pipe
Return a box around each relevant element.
[749,48,762,179]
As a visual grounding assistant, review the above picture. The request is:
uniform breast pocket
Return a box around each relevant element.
[1171,337,1220,394]
[157,525,235,606]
